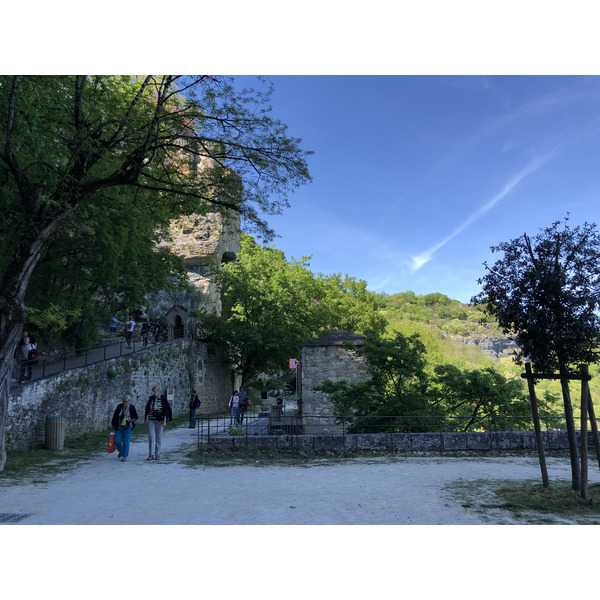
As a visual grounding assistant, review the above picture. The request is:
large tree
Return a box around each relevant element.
[0,75,311,469]
[22,185,190,347]
[314,331,430,432]
[197,235,386,389]
[198,235,335,388]
[473,217,600,490]
[429,364,536,431]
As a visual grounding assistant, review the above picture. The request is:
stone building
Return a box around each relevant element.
[165,303,193,341]
[300,330,368,434]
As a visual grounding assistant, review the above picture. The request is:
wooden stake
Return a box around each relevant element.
[560,366,581,491]
[586,389,600,470]
[580,365,589,500]
[525,363,549,488]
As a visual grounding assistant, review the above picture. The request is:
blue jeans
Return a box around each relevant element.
[20,360,32,381]
[115,426,133,458]
[189,408,197,427]
[230,407,239,424]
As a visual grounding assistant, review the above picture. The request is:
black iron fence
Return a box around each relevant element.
[13,334,182,384]
[191,411,586,454]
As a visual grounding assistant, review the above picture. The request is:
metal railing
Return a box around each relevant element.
[13,332,187,384]
[191,411,587,453]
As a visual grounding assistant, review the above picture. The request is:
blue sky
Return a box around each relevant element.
[13,4,600,306]
[237,75,600,304]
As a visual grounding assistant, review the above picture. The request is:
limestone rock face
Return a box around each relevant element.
[147,209,241,322]
[168,211,241,269]
[448,332,519,360]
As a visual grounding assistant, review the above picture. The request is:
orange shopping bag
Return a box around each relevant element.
[107,431,116,453]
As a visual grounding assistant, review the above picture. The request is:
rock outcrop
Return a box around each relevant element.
[146,208,241,325]
[449,333,520,360]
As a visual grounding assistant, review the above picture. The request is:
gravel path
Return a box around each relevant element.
[2,423,596,525]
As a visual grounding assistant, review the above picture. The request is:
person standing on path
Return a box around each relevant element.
[144,385,172,460]
[125,316,136,348]
[141,317,150,348]
[238,388,250,425]
[229,390,240,425]
[18,336,34,383]
[111,395,138,462]
[188,388,200,428]
[153,322,162,345]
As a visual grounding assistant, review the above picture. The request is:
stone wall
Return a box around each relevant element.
[300,331,368,434]
[202,430,592,453]
[6,340,233,450]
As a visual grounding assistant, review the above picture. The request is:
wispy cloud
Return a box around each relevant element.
[410,145,562,272]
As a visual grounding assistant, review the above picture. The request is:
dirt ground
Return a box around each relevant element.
[2,422,597,600]
[1,422,598,526]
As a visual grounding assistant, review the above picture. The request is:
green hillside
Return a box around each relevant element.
[376,290,600,420]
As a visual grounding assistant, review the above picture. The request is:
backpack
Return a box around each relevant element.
[28,346,39,365]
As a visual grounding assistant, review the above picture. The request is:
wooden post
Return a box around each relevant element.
[560,365,581,491]
[525,363,550,488]
[586,389,600,470]
[580,365,589,500]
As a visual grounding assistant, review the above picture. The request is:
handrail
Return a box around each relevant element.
[13,334,196,384]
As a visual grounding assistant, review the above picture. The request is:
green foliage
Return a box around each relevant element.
[25,304,83,341]
[429,364,535,431]
[0,75,312,349]
[198,234,385,386]
[314,331,431,432]
[199,235,330,385]
[473,217,600,373]
[319,273,387,335]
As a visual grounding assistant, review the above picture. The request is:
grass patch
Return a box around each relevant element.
[495,481,600,523]
[182,446,406,468]
[0,429,108,485]
[447,478,600,524]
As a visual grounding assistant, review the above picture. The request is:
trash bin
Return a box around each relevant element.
[45,416,65,451]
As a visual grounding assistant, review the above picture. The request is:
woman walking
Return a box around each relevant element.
[144,385,172,460]
[111,395,138,462]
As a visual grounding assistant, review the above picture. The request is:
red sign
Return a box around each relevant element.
[289,358,299,369]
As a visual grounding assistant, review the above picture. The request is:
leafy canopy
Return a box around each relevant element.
[198,235,385,387]
[314,331,430,426]
[472,217,600,373]
[0,75,311,346]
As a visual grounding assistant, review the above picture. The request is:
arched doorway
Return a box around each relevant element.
[174,315,184,339]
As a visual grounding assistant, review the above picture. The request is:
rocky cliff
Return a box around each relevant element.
[146,208,241,322]
[449,332,520,360]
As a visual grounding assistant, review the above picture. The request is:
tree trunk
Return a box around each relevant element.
[580,365,589,500]
[559,364,581,491]
[525,363,549,488]
[586,389,600,471]
[0,321,26,470]
[0,228,56,470]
